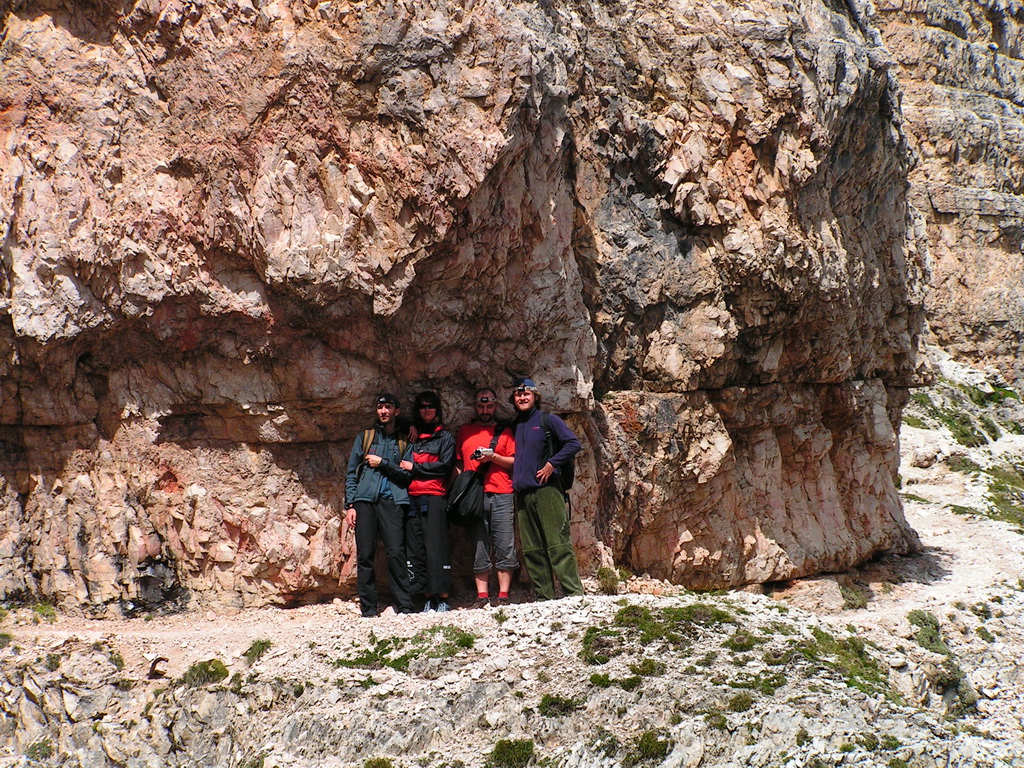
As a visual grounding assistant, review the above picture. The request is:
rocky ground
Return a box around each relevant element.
[2,353,1024,768]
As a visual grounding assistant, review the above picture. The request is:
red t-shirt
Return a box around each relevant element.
[456,423,515,495]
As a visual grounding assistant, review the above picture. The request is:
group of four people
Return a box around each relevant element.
[344,378,584,618]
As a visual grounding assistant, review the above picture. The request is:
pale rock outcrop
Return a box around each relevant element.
[0,0,927,611]
[876,0,1024,380]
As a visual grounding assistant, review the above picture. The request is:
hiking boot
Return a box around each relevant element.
[471,597,490,610]
[434,600,451,613]
[494,596,511,608]
[421,598,435,613]
[361,609,378,618]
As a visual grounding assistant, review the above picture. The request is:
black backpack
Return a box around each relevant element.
[540,411,575,493]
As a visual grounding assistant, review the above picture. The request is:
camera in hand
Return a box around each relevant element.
[471,448,484,460]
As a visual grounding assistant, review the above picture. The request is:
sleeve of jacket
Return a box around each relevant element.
[547,414,581,469]
[379,443,413,487]
[412,431,456,478]
[345,435,364,505]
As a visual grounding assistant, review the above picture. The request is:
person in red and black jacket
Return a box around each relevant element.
[400,390,456,612]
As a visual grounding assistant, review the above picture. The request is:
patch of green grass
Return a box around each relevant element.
[26,740,53,761]
[946,455,983,474]
[880,735,902,750]
[109,650,125,670]
[31,603,56,622]
[597,567,621,595]
[902,414,927,429]
[795,728,810,746]
[335,626,475,673]
[537,694,579,717]
[979,415,1001,441]
[729,670,786,695]
[901,492,930,503]
[364,758,395,768]
[858,733,880,751]
[722,630,762,652]
[590,673,612,688]
[705,711,727,729]
[45,653,61,671]
[244,639,273,665]
[841,584,870,610]
[949,504,976,516]
[977,626,996,643]
[179,659,230,688]
[487,739,534,768]
[240,755,267,768]
[907,610,950,655]
[728,692,754,712]
[624,730,671,767]
[630,658,665,676]
[580,626,622,665]
[795,628,894,699]
[936,659,977,714]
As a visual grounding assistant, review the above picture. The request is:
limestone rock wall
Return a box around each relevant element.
[876,0,1024,380]
[0,0,927,612]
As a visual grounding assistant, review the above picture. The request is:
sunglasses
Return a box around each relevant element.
[514,387,535,394]
[476,397,495,404]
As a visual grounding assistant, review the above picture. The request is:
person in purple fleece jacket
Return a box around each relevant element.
[510,377,584,601]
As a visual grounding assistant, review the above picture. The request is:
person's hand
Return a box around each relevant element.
[366,454,383,468]
[345,507,356,528]
[400,460,413,471]
[536,461,554,484]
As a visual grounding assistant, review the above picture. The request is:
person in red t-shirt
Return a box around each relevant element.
[455,387,517,608]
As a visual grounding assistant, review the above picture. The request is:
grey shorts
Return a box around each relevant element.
[471,492,519,573]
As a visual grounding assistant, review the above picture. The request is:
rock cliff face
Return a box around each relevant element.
[0,0,928,612]
[875,0,1024,380]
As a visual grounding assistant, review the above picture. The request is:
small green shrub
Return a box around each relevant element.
[880,735,902,750]
[488,739,534,768]
[728,692,753,712]
[977,626,995,643]
[494,608,508,625]
[109,650,125,670]
[946,455,983,474]
[597,567,621,595]
[722,630,762,652]
[624,729,671,767]
[705,711,727,730]
[590,673,612,687]
[364,758,395,768]
[244,639,273,665]
[44,653,61,671]
[795,728,810,746]
[858,733,880,751]
[630,658,665,676]
[537,694,579,717]
[907,610,950,655]
[180,659,230,687]
[840,584,869,610]
[31,603,56,622]
[26,739,53,760]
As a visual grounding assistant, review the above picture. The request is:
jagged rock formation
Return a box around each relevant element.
[876,0,1024,380]
[0,0,928,612]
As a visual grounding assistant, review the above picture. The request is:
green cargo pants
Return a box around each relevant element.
[516,485,584,601]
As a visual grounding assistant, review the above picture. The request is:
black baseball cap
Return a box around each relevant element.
[375,392,400,407]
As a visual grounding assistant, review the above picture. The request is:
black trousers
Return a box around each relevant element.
[354,498,414,614]
[405,494,452,597]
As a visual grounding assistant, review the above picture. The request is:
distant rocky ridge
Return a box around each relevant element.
[0,0,940,611]
[875,0,1024,380]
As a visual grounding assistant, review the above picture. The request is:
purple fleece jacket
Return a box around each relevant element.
[511,408,581,492]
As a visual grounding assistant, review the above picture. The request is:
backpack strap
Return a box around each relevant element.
[364,428,408,461]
